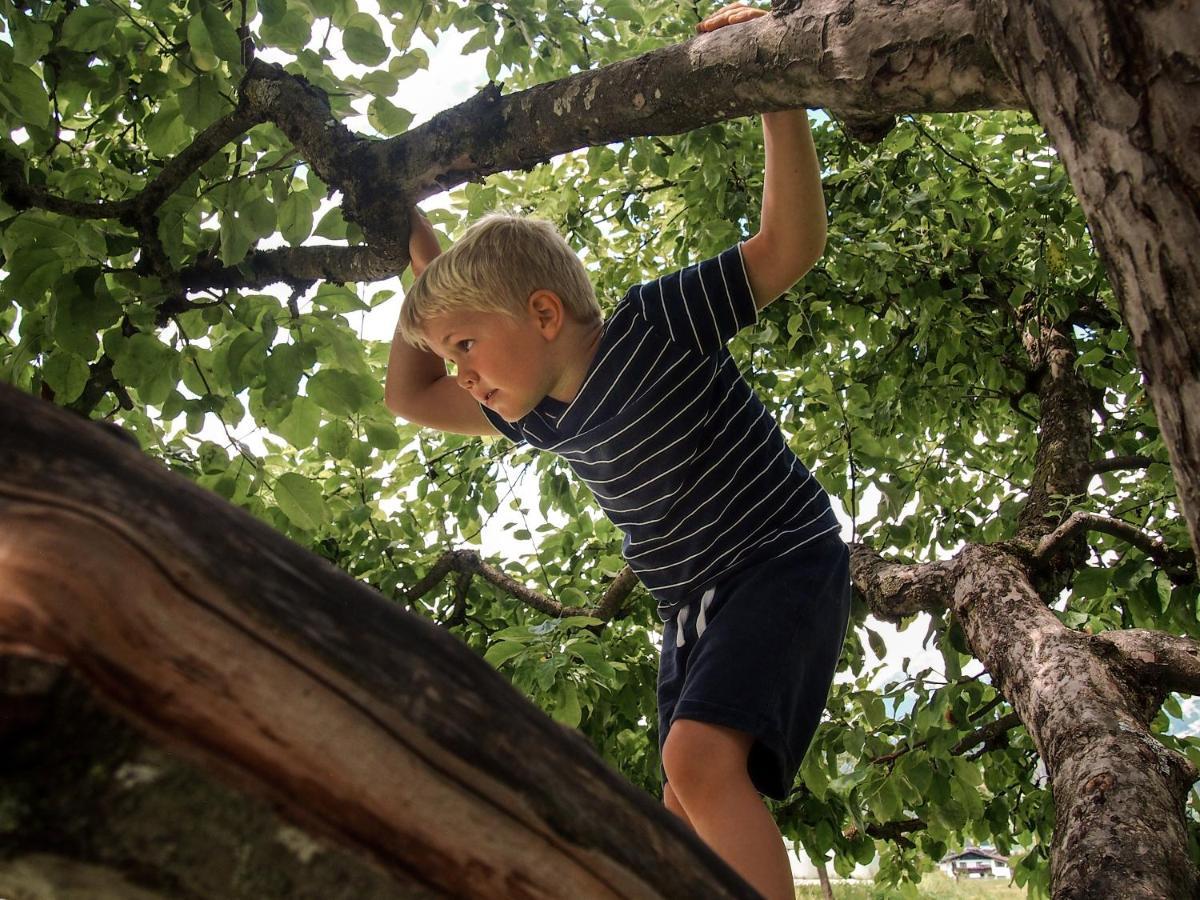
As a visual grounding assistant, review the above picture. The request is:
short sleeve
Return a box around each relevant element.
[627,243,758,355]
[480,404,526,443]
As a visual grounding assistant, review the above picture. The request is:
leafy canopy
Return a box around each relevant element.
[1,0,1195,893]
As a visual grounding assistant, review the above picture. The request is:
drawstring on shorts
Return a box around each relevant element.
[675,586,717,648]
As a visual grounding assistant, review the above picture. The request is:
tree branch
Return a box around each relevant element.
[1035,511,1194,583]
[1092,630,1200,698]
[177,245,406,292]
[1090,455,1156,476]
[844,819,926,850]
[349,0,1022,251]
[0,103,266,222]
[403,550,639,622]
[849,542,957,622]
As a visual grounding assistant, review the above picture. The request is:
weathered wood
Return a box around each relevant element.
[949,544,1198,900]
[0,382,756,899]
[0,657,429,899]
[981,0,1200,570]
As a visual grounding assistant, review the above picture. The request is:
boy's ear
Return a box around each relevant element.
[527,289,566,339]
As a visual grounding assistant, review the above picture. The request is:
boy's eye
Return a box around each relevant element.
[458,339,474,352]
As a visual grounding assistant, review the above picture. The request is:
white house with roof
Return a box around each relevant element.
[939,846,1012,879]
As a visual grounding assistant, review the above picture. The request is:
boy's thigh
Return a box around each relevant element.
[658,537,851,798]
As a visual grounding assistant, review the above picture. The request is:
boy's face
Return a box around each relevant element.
[421,303,559,422]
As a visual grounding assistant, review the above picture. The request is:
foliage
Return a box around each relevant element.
[1,0,1196,893]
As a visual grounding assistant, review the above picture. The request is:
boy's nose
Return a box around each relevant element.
[456,369,476,390]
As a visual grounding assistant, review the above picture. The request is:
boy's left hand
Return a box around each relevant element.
[696,2,766,32]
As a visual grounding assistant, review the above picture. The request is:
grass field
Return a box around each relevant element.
[795,872,1024,899]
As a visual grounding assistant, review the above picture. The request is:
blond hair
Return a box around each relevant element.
[397,214,602,350]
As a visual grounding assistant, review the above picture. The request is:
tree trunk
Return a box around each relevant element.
[816,858,835,899]
[981,0,1200,568]
[0,383,756,900]
[949,544,1197,898]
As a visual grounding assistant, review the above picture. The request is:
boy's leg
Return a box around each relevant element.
[662,718,794,900]
[662,782,694,830]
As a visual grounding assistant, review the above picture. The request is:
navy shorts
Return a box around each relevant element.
[657,533,851,800]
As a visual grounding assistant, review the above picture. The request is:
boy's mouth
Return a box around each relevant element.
[484,389,497,404]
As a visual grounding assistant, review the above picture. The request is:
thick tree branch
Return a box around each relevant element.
[848,542,956,622]
[1092,630,1200,699]
[348,0,1021,252]
[1035,511,1194,583]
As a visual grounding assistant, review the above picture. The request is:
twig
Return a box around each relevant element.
[1035,511,1193,583]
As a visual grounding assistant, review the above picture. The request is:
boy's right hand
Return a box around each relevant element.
[408,208,441,278]
[696,2,765,32]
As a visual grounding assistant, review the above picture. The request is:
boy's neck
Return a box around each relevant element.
[547,318,605,404]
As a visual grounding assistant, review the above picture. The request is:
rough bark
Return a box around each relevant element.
[980,0,1200,569]
[0,382,756,900]
[853,311,1200,895]
[360,0,1023,249]
[949,544,1197,900]
[1,658,428,899]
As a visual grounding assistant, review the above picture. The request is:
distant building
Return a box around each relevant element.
[939,846,1012,879]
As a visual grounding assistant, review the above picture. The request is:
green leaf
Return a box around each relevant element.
[49,270,122,357]
[260,8,312,52]
[187,12,221,72]
[219,211,256,265]
[273,472,328,531]
[179,76,229,129]
[2,249,64,307]
[305,368,382,416]
[389,48,428,79]
[365,422,401,451]
[61,5,118,52]
[484,640,527,668]
[279,191,315,245]
[551,682,582,728]
[367,97,413,136]
[110,333,180,406]
[343,13,389,66]
[42,351,90,403]
[202,2,244,64]
[275,395,322,448]
[0,66,50,128]
[318,419,353,458]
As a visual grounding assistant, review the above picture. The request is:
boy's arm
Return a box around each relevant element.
[384,210,500,437]
[739,109,827,310]
[699,4,827,309]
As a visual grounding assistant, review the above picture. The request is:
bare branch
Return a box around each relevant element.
[1035,511,1194,583]
[1090,455,1157,476]
[360,1,1022,234]
[0,104,265,222]
[849,542,957,622]
[953,711,1022,757]
[844,819,926,850]
[402,550,638,622]
[872,711,1023,766]
[177,245,406,292]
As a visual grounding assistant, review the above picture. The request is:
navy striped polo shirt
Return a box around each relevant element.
[480,244,840,620]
